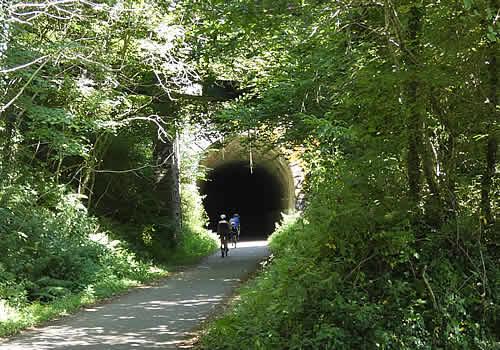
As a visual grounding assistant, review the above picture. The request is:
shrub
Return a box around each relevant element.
[0,179,168,336]
[198,159,499,349]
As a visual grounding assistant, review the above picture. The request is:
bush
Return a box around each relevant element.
[170,183,218,263]
[198,159,499,349]
[0,179,168,336]
[0,166,218,336]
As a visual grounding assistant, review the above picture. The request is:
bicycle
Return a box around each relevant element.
[230,227,238,248]
[230,225,240,248]
[220,234,229,257]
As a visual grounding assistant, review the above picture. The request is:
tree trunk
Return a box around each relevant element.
[480,17,498,224]
[442,121,457,214]
[480,135,497,224]
[404,5,424,215]
[430,91,457,216]
[153,132,182,245]
[172,131,182,230]
[0,1,9,62]
[406,80,422,205]
[421,131,443,225]
[1,113,16,182]
[82,133,110,209]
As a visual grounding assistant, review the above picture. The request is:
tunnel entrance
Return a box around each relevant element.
[200,161,285,240]
[197,136,302,239]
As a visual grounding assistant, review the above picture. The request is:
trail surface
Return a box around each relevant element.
[0,241,269,350]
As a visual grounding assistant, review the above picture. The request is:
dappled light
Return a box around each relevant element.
[1,0,498,348]
[0,243,269,349]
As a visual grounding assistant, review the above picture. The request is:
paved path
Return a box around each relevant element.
[0,241,269,350]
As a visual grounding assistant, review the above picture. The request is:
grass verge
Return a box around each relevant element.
[0,267,167,338]
[0,227,218,339]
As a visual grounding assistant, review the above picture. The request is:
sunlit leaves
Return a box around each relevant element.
[486,25,498,42]
[182,1,499,347]
[463,0,474,10]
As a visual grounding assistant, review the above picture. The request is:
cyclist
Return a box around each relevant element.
[217,214,230,257]
[229,213,240,247]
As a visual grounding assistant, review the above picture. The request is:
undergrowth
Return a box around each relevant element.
[0,179,217,337]
[198,160,499,349]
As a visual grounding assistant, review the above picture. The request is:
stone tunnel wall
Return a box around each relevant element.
[200,137,303,213]
[197,137,304,238]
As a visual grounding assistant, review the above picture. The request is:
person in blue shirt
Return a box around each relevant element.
[229,213,240,247]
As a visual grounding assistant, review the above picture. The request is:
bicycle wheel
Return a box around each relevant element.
[231,231,237,248]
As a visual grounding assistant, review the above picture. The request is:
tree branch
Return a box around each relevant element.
[0,56,51,113]
[0,55,50,74]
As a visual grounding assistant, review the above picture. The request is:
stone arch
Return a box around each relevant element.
[199,137,303,239]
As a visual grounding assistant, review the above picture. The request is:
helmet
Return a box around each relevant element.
[233,213,239,217]
[220,214,226,219]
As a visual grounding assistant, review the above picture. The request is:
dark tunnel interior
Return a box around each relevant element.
[199,161,285,240]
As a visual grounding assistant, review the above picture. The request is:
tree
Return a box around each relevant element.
[0,0,198,243]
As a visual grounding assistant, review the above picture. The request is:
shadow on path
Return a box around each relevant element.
[0,241,269,350]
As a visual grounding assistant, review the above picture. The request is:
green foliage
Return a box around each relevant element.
[0,177,168,336]
[1,0,498,347]
[200,159,499,348]
[187,1,499,347]
[0,172,216,336]
[90,129,218,264]
[0,273,162,338]
[173,183,219,263]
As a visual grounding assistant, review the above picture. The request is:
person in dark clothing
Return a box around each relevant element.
[217,214,230,257]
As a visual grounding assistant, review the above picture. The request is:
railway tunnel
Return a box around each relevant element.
[199,138,301,240]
